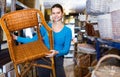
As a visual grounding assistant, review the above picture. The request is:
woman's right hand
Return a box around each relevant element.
[12,34,17,40]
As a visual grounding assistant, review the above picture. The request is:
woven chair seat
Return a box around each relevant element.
[14,40,49,64]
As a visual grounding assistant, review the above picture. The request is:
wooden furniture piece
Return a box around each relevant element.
[0,9,56,77]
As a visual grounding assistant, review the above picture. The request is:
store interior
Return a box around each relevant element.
[0,0,120,77]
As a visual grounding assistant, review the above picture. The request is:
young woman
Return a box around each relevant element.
[13,4,72,77]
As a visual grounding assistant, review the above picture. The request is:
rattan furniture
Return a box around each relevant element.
[0,9,55,77]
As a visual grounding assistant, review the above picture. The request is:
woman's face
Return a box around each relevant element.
[51,7,63,22]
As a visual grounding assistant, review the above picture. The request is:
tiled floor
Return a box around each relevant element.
[64,58,75,77]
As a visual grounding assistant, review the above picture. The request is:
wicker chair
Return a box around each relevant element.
[0,9,55,77]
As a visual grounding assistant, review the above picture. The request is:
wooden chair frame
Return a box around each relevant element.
[0,8,56,77]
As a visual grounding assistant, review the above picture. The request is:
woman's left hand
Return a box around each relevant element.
[46,50,58,57]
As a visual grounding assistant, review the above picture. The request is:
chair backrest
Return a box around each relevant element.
[2,9,39,32]
[0,9,53,59]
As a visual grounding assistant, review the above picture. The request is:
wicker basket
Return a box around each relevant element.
[97,9,120,41]
[78,54,91,68]
[97,13,113,39]
[86,0,112,15]
[74,65,89,77]
[91,54,120,77]
[111,10,120,40]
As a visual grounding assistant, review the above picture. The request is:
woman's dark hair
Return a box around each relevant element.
[51,4,63,13]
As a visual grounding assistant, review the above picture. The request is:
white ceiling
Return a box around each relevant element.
[43,0,87,13]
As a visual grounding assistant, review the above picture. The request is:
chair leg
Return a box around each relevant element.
[14,64,20,77]
[52,65,56,77]
[51,57,56,77]
[21,62,32,77]
[14,62,33,77]
[20,62,30,75]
